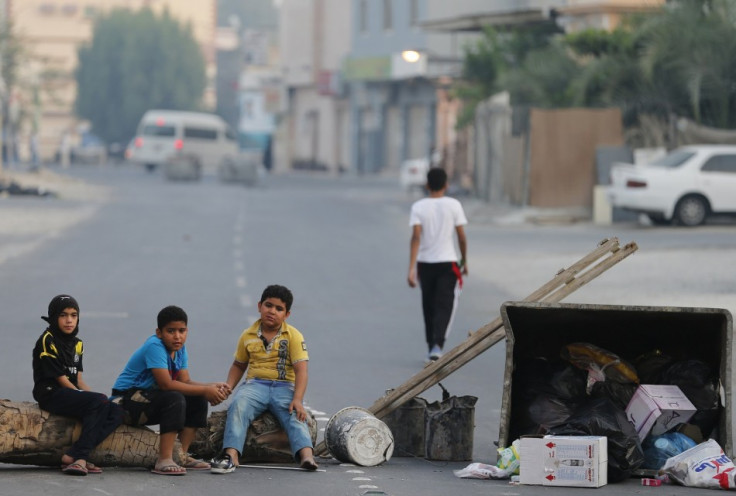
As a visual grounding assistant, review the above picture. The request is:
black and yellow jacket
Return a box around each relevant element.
[32,329,84,402]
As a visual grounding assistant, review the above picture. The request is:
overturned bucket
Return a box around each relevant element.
[325,406,394,466]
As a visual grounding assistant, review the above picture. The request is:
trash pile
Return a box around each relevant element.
[455,341,729,489]
[0,176,55,197]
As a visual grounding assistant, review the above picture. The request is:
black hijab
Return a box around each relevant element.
[41,294,80,339]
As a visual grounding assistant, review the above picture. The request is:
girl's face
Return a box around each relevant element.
[57,307,78,335]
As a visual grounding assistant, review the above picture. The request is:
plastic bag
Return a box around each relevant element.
[643,432,697,470]
[561,343,639,394]
[660,439,736,489]
[453,440,521,479]
[496,439,521,475]
[662,360,721,438]
[548,397,645,483]
[453,462,512,479]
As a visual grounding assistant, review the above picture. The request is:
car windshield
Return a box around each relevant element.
[649,150,695,168]
[142,124,176,137]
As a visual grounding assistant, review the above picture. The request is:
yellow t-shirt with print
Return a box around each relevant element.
[233,320,308,383]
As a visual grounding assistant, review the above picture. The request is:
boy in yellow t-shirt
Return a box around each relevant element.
[210,285,317,474]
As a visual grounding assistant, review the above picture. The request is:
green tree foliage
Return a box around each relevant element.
[455,22,562,126]
[75,8,206,145]
[459,0,736,130]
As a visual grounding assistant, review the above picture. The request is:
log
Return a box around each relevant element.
[315,238,638,456]
[0,399,317,467]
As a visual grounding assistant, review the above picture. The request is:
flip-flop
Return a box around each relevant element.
[181,456,210,470]
[300,458,319,471]
[62,462,88,476]
[151,464,187,476]
[62,463,102,474]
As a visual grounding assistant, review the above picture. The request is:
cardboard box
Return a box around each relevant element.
[625,385,697,441]
[520,436,608,488]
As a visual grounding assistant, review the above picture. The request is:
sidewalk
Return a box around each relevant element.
[460,197,592,226]
[0,167,108,266]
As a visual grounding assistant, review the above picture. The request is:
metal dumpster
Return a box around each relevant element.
[498,302,733,456]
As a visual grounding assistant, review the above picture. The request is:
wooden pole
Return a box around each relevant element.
[315,238,638,456]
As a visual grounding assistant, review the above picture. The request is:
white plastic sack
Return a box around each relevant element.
[661,439,736,490]
[453,463,514,480]
[453,440,520,480]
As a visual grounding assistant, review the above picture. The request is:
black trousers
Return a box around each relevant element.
[417,261,461,350]
[118,389,208,434]
[39,389,124,460]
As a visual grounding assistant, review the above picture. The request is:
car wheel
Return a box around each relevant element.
[674,195,708,226]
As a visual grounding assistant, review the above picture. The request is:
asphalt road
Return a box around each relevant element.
[1,163,734,495]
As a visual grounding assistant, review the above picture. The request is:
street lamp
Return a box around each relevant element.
[401,50,421,63]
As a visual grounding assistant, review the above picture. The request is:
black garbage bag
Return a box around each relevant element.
[635,350,674,384]
[589,380,638,410]
[661,360,720,438]
[510,358,587,439]
[549,397,645,483]
[528,394,578,431]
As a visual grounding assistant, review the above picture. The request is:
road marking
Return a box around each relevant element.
[234,260,244,271]
[233,235,242,245]
[233,248,242,258]
[315,417,330,422]
[236,276,247,288]
[346,469,364,473]
[92,488,114,495]
[240,295,252,307]
[352,477,371,481]
[359,485,378,489]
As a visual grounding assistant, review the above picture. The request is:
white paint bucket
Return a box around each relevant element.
[325,406,394,466]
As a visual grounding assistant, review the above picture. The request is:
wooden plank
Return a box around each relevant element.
[315,238,637,457]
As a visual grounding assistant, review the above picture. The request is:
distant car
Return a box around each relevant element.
[608,145,736,226]
[128,109,239,178]
[400,158,430,191]
[55,132,107,165]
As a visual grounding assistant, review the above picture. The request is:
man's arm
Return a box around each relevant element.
[75,372,91,392]
[456,225,468,275]
[289,360,309,422]
[150,368,229,405]
[408,224,422,287]
[225,360,247,390]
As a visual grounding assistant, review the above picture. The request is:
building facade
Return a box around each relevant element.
[278,0,352,174]
[275,0,666,176]
[7,0,216,161]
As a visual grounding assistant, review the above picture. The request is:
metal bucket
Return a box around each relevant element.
[424,395,477,461]
[325,406,394,466]
[383,397,427,457]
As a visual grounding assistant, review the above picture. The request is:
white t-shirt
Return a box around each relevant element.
[409,196,468,263]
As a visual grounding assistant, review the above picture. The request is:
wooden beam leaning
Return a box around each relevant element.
[315,238,637,456]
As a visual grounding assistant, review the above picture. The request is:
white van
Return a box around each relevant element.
[129,110,239,179]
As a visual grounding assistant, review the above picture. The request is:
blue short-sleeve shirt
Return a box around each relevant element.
[113,335,188,392]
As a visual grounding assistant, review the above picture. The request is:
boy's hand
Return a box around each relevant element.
[213,382,232,397]
[289,399,308,422]
[205,384,229,406]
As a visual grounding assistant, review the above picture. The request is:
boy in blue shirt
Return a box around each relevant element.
[112,305,230,475]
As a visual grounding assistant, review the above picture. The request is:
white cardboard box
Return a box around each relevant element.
[625,384,697,441]
[520,436,608,488]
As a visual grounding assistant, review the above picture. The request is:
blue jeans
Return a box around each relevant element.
[223,379,313,459]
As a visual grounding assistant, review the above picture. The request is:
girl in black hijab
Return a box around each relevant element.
[32,294,123,475]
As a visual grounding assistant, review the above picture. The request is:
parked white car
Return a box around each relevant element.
[608,145,736,226]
